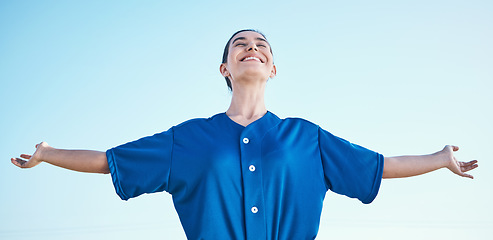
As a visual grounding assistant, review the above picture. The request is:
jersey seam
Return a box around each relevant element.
[317,126,331,191]
[361,152,384,204]
[167,127,175,193]
[107,149,129,200]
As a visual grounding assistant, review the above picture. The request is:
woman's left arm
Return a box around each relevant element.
[383,145,478,179]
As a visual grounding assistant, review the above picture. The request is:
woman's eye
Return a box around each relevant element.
[235,43,246,46]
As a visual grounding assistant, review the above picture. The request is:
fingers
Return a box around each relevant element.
[11,154,30,167]
[11,154,37,168]
[443,145,459,154]
[36,142,48,149]
[460,160,479,173]
[460,160,478,167]
[455,160,478,179]
[11,158,28,168]
[447,145,459,152]
[459,172,474,179]
[445,145,477,179]
[12,142,47,169]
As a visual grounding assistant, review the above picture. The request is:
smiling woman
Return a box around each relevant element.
[221,29,274,91]
[11,29,478,240]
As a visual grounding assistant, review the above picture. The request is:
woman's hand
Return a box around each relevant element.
[383,145,479,179]
[11,142,51,169]
[441,145,478,179]
[11,142,109,173]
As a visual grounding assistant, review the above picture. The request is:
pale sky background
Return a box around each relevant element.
[1,0,492,239]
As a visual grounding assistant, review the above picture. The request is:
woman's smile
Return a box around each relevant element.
[241,55,263,63]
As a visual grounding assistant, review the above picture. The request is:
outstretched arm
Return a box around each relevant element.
[11,142,110,174]
[383,145,478,179]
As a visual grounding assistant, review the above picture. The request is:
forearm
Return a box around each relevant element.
[41,147,109,174]
[383,152,447,179]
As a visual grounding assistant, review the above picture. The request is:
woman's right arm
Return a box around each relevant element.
[11,142,110,174]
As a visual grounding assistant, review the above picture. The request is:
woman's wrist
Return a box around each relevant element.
[35,142,53,163]
[434,145,455,170]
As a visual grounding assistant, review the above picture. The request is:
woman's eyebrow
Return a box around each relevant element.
[255,37,269,44]
[232,37,246,45]
[232,37,269,45]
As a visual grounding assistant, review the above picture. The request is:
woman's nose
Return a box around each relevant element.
[246,43,258,52]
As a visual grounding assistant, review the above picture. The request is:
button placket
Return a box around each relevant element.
[239,132,267,239]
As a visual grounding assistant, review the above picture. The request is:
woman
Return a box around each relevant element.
[12,29,478,240]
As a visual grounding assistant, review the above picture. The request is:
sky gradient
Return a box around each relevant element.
[1,0,492,239]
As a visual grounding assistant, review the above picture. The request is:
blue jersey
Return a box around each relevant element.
[106,112,384,239]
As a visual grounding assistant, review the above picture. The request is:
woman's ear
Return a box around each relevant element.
[220,63,230,78]
[269,64,277,79]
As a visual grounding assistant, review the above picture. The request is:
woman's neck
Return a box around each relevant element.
[226,83,267,127]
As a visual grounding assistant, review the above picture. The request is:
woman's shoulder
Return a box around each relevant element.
[173,113,226,130]
[280,116,319,128]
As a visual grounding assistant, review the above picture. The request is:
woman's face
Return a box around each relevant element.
[220,31,276,88]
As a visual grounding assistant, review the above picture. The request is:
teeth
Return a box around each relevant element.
[243,57,261,62]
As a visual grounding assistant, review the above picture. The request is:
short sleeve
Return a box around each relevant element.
[319,127,383,204]
[106,128,174,200]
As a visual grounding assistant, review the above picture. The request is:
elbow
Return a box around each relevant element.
[91,166,110,174]
[382,169,391,179]
[100,154,110,174]
[99,161,110,174]
[101,168,111,174]
[96,155,111,174]
[382,157,395,179]
[382,170,392,179]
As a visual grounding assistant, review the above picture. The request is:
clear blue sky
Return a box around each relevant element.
[1,0,492,239]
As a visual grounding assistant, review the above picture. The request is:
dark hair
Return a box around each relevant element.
[221,29,273,91]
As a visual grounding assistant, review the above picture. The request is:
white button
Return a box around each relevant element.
[251,206,258,213]
[242,138,250,144]
[249,165,256,172]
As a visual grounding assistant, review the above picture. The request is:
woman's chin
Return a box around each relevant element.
[235,69,270,81]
